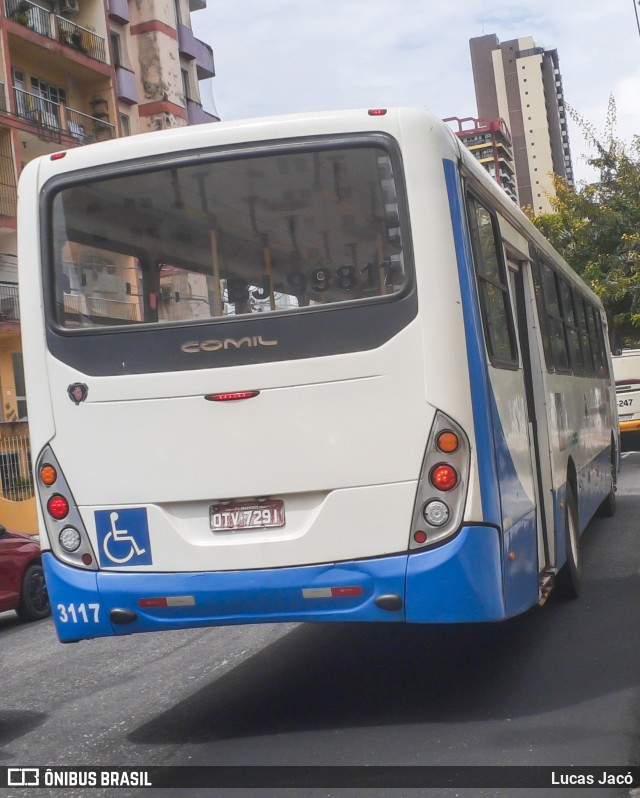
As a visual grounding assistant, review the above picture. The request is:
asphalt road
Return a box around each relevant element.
[1,455,640,798]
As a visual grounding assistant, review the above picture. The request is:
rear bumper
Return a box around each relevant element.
[619,419,640,432]
[42,525,508,642]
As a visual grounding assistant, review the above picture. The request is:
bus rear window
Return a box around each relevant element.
[49,144,408,330]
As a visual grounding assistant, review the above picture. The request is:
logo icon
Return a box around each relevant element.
[181,335,278,353]
[8,769,39,786]
[95,508,152,567]
[67,383,88,405]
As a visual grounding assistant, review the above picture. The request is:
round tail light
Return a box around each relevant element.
[47,494,69,520]
[423,500,450,527]
[430,464,458,492]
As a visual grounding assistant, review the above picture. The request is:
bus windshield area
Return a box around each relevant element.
[49,143,409,329]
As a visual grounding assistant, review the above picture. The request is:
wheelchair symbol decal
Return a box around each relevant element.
[95,508,152,567]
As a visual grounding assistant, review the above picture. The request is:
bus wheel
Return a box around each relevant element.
[555,484,581,599]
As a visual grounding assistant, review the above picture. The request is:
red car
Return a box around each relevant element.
[0,525,50,621]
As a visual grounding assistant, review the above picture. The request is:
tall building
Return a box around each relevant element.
[444,116,518,204]
[0,0,217,529]
[469,33,574,215]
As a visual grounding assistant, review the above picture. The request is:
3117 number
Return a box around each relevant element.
[57,602,100,624]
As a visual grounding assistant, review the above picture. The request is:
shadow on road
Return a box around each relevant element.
[0,710,48,753]
[129,497,640,746]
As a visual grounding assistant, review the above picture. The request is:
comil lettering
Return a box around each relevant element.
[181,336,278,353]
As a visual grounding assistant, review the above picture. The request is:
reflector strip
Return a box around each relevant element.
[138,596,195,608]
[302,586,363,599]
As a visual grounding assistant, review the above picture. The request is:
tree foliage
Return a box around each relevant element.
[531,98,640,350]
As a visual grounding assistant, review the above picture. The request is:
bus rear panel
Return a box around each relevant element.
[18,109,617,642]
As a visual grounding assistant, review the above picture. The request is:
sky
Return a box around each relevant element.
[191,0,640,185]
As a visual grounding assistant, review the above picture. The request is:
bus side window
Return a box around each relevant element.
[466,195,518,369]
[530,249,554,372]
[593,309,610,377]
[558,278,584,375]
[585,303,602,374]
[540,261,570,373]
[575,296,595,376]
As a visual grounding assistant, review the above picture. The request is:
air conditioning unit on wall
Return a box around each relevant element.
[60,0,79,15]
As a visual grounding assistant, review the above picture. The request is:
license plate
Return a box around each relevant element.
[210,499,285,531]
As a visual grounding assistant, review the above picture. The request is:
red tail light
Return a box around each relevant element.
[47,494,70,520]
[205,391,260,402]
[429,464,458,492]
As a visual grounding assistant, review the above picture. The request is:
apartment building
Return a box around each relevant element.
[469,33,574,215]
[444,115,518,204]
[0,0,216,525]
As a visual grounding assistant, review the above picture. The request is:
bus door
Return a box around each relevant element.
[509,258,556,579]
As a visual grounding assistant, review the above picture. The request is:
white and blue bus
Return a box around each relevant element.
[612,349,640,438]
[18,108,619,643]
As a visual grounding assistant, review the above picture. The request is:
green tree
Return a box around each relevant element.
[531,98,640,350]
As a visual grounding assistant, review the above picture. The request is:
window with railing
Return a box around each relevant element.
[0,434,33,500]
[0,283,19,320]
[5,0,51,35]
[14,86,61,130]
[12,87,116,143]
[0,134,16,218]
[56,15,107,62]
[4,0,108,64]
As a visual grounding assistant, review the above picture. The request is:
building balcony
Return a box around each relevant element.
[186,97,218,125]
[115,66,137,105]
[177,24,215,78]
[107,0,129,24]
[11,87,116,143]
[4,0,108,63]
[195,41,215,80]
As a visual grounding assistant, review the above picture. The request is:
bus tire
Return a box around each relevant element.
[16,563,51,622]
[596,448,617,518]
[555,484,581,599]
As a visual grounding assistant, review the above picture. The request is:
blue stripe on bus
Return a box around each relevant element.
[443,159,539,615]
[443,159,501,525]
[42,522,516,641]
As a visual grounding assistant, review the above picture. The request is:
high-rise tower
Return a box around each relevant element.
[470,33,573,215]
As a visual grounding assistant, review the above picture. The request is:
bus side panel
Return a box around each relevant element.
[442,159,500,526]
[577,445,612,532]
[405,526,505,622]
[553,482,569,572]
[502,510,538,617]
[487,386,540,614]
[444,159,540,618]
